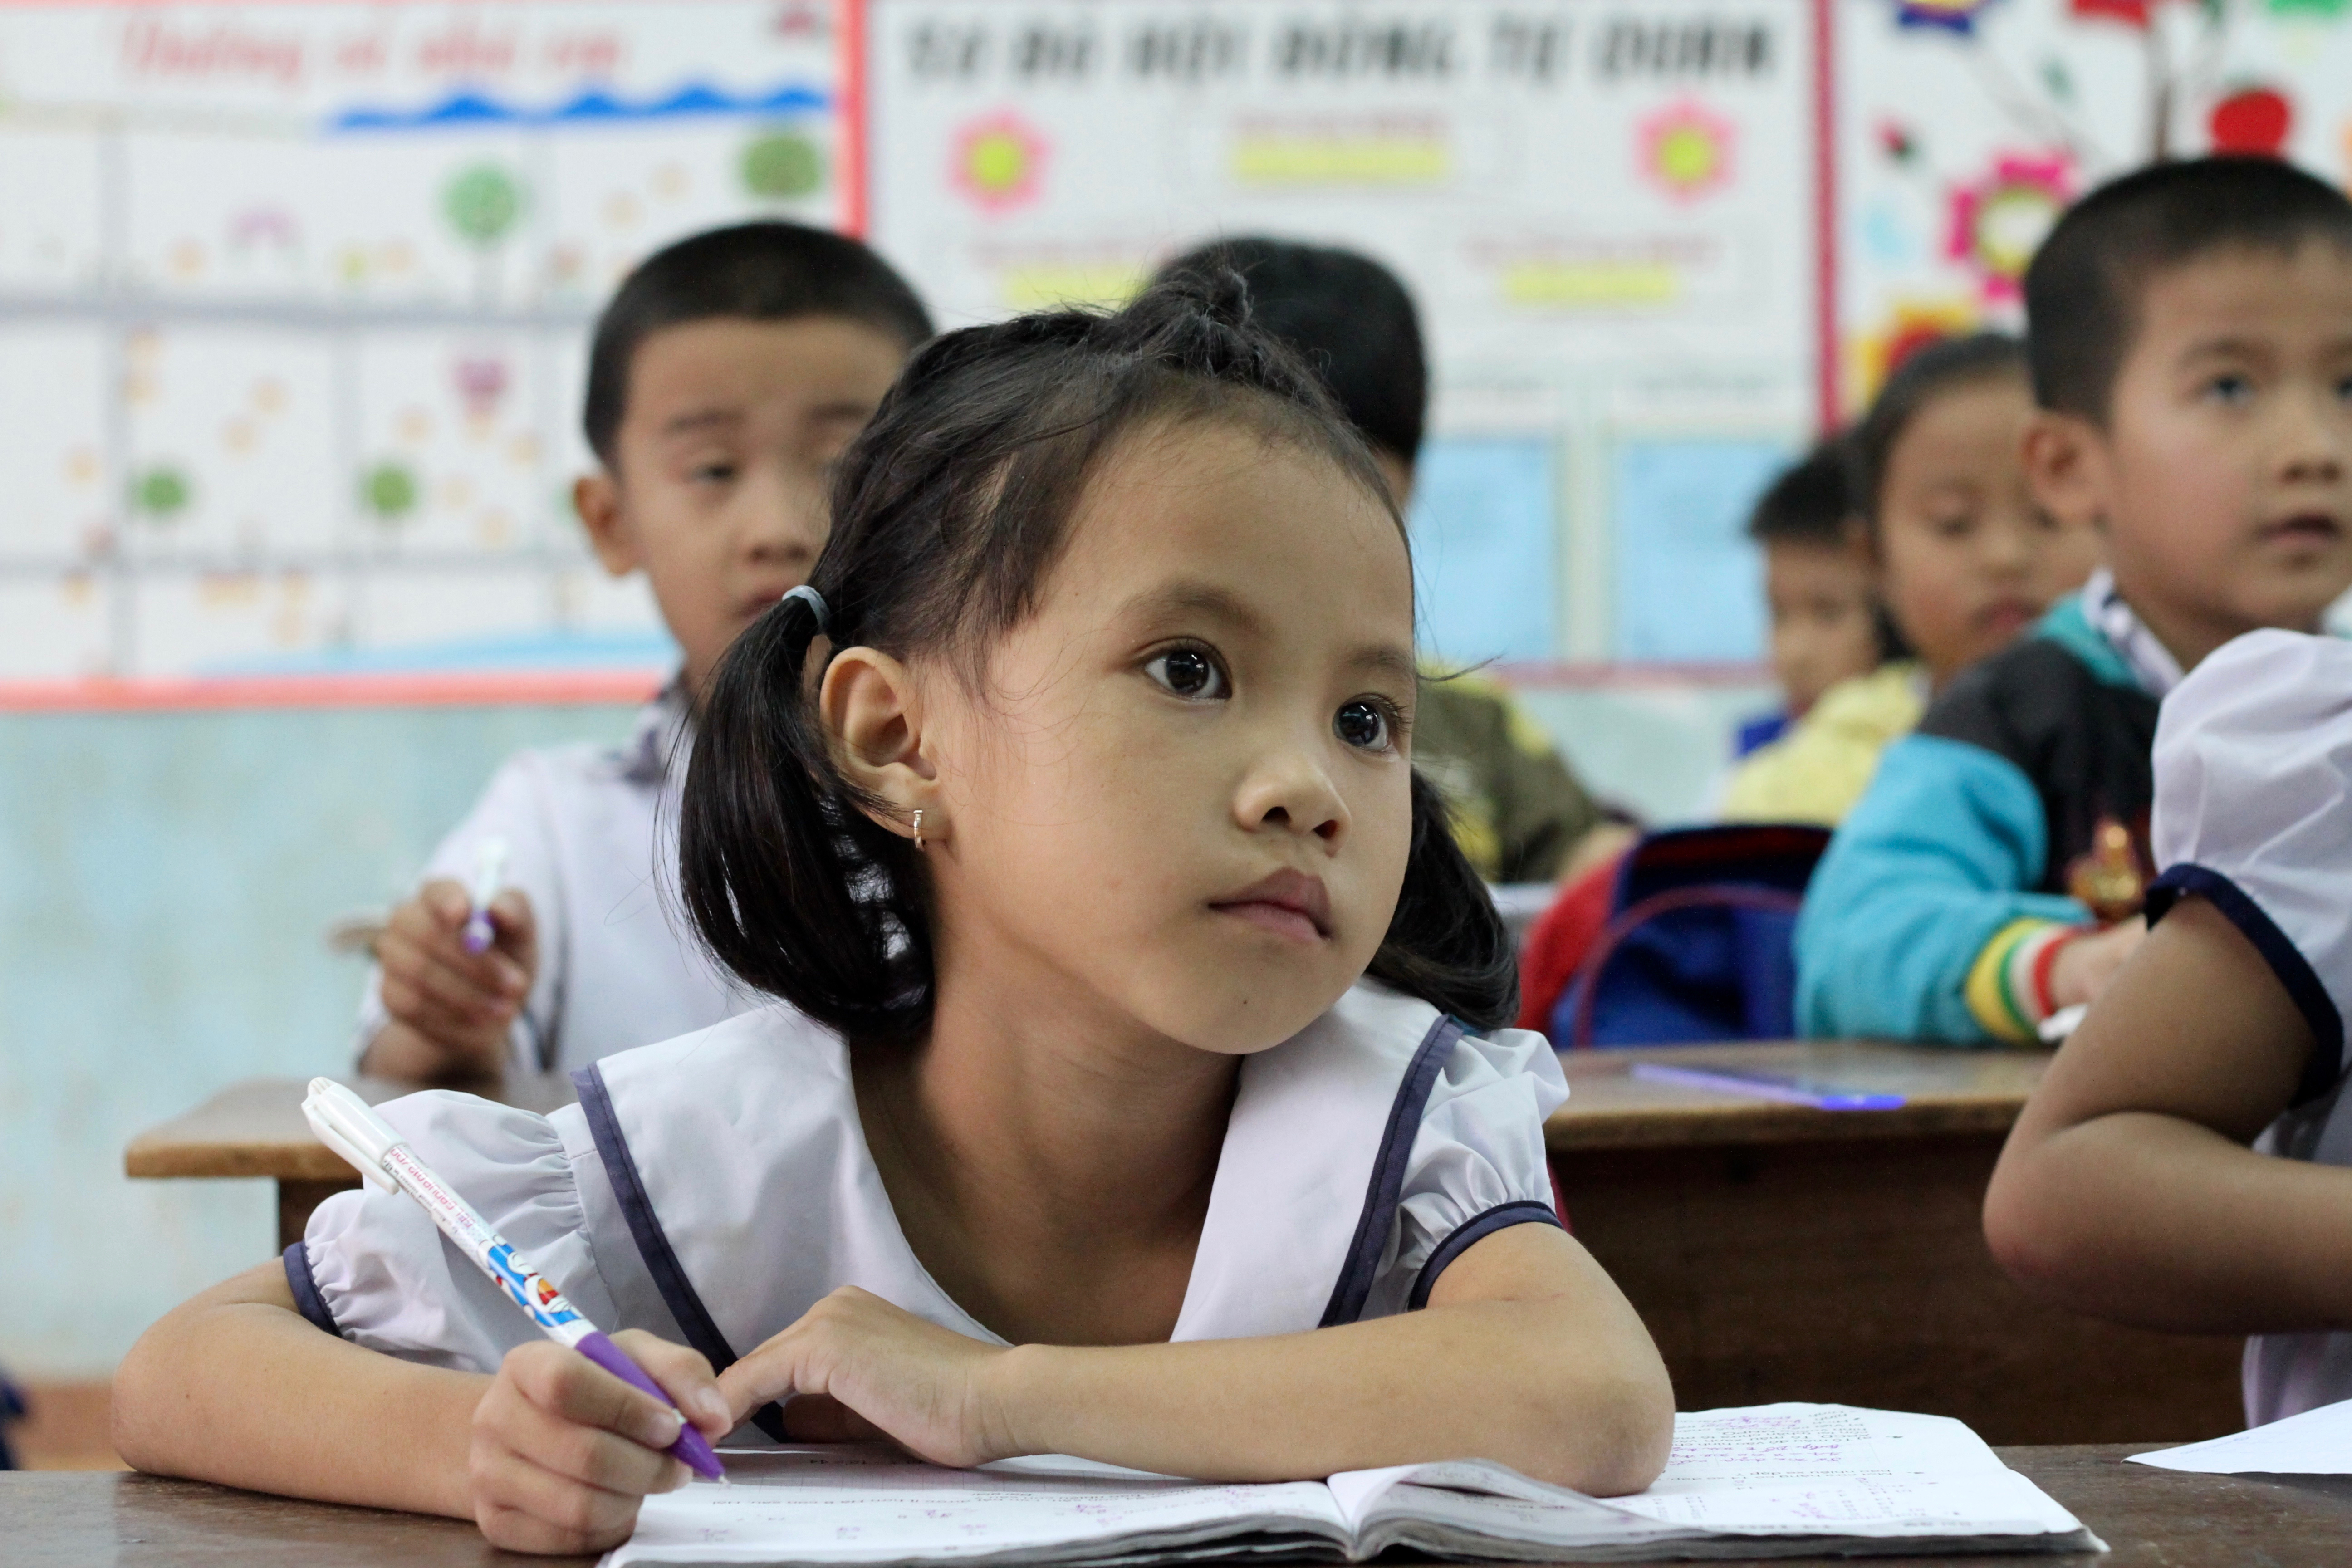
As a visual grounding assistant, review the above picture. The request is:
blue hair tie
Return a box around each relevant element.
[781,584,829,635]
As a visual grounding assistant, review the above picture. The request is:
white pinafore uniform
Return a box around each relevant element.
[2146,629,2352,1427]
[290,983,1568,1437]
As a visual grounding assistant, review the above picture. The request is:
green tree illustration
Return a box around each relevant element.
[740,130,824,200]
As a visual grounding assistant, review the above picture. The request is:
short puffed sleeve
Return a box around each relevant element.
[286,1090,628,1372]
[2149,629,2352,1101]
[1365,1024,1569,1318]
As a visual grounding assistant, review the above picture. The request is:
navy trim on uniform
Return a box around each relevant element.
[1318,1015,1464,1327]
[573,1065,789,1441]
[1407,1200,1563,1312]
[282,1241,340,1336]
[2149,865,2345,1106]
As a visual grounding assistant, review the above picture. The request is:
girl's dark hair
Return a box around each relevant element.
[1847,331,2029,541]
[678,274,1520,1044]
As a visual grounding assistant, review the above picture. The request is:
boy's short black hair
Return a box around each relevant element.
[1747,436,1853,547]
[583,221,934,463]
[2025,156,2352,423]
[1152,236,1426,464]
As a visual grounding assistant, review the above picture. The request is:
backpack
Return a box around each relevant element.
[1547,824,1831,1049]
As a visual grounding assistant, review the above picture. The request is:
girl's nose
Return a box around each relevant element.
[1232,743,1350,848]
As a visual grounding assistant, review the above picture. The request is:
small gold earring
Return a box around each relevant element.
[912,808,925,851]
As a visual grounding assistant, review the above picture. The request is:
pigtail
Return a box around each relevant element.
[1366,769,1519,1032]
[679,588,932,1044]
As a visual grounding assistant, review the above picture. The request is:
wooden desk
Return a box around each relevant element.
[125,1074,574,1250]
[1548,1041,2246,1447]
[7,1448,2349,1566]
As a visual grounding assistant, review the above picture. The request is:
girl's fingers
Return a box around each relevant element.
[496,1372,690,1494]
[505,1340,685,1453]
[472,1444,648,1553]
[610,1328,732,1436]
[715,1330,812,1424]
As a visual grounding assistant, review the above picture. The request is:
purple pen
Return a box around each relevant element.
[1630,1062,1907,1111]
[460,837,509,955]
[303,1079,725,1482]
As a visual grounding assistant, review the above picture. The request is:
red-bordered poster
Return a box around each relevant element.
[848,0,1835,664]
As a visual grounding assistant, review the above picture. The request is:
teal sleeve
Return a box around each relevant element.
[1795,735,2089,1043]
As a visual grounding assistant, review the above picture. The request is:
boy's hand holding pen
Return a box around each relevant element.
[369,836,538,1081]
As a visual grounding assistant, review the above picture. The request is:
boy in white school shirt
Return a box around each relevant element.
[356,223,931,1083]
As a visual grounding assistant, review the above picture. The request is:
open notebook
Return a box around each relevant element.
[602,1404,2101,1565]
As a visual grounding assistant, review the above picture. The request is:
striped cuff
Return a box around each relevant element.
[1964,919,2078,1043]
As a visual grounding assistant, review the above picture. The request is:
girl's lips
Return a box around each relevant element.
[1215,901,1327,943]
[1210,868,1333,943]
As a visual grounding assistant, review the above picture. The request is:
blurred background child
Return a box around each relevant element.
[1723,334,2097,827]
[1797,157,2352,1046]
[1729,436,1884,763]
[1153,236,1632,885]
[356,222,931,1084]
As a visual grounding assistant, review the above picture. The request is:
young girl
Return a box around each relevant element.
[1722,334,2101,827]
[112,281,1674,1553]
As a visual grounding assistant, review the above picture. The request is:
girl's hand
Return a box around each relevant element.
[469,1330,731,1555]
[717,1287,1017,1468]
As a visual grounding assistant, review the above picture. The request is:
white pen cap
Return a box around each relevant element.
[302,1077,401,1192]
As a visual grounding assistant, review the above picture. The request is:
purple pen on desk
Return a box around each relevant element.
[1629,1062,1907,1111]
[461,837,509,955]
[302,1078,726,1482]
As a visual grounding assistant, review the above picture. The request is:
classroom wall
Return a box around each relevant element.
[0,701,638,1378]
[0,684,1756,1377]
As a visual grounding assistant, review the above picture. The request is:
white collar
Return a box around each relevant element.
[2083,568,2184,697]
[621,676,693,785]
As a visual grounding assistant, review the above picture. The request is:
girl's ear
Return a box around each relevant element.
[2021,411,2110,532]
[819,646,941,843]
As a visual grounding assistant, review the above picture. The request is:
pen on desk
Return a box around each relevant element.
[301,1078,726,1482]
[460,837,509,955]
[1629,1062,1907,1111]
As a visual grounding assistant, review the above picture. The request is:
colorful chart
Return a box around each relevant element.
[1837,0,2352,408]
[860,0,1826,664]
[12,0,2352,686]
[0,1,838,683]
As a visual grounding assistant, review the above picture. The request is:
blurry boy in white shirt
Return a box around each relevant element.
[356,223,931,1082]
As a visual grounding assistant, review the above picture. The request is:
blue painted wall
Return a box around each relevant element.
[0,703,638,1377]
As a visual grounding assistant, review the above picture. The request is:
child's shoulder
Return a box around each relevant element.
[1917,616,2156,769]
[2164,627,2352,739]
[2150,629,2352,1107]
[458,691,688,838]
[2153,629,2352,879]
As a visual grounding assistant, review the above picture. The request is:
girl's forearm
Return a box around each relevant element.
[989,1296,1672,1496]
[113,1262,486,1518]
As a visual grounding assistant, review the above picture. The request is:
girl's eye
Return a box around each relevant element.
[692,461,738,484]
[1144,647,1227,700]
[1334,698,1394,752]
